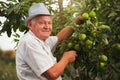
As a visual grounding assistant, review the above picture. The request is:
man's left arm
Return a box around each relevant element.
[56,15,83,45]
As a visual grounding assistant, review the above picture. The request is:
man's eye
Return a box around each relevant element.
[38,22,52,25]
[48,22,52,25]
[39,22,44,24]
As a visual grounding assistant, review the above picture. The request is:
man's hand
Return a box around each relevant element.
[62,50,77,63]
[75,15,84,25]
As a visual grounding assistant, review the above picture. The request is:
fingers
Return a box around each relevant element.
[69,50,77,56]
[63,50,77,63]
[75,15,84,25]
[70,50,77,57]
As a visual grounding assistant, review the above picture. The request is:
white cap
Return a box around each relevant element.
[25,3,52,23]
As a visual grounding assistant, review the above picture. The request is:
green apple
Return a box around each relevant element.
[67,42,73,49]
[99,54,108,62]
[74,44,81,51]
[82,13,89,20]
[32,2,37,5]
[79,33,87,41]
[89,11,96,18]
[85,39,93,46]
[115,43,120,50]
[100,62,105,68]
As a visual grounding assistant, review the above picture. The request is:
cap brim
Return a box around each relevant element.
[25,14,53,24]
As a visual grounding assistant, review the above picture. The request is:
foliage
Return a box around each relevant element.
[0,61,18,80]
[0,0,58,37]
[0,50,18,80]
[56,0,120,80]
[55,0,120,80]
[0,0,120,80]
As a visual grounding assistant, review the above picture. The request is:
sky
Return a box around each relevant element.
[0,33,17,50]
[0,17,23,50]
[0,0,70,50]
[0,16,17,50]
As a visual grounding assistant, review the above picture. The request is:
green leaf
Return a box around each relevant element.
[102,37,109,45]
[7,25,12,37]
[7,0,17,2]
[98,25,111,31]
[14,39,19,42]
[13,33,20,38]
[108,11,117,17]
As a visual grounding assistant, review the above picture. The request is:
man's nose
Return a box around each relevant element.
[44,23,49,28]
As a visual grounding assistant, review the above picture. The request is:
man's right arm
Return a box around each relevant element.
[43,50,77,80]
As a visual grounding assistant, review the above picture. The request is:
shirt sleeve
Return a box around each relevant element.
[45,36,58,50]
[24,40,55,77]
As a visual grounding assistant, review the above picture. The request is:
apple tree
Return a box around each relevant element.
[54,0,120,80]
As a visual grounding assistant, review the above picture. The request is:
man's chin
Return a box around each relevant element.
[43,35,50,40]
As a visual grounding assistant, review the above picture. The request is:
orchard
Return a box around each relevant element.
[0,0,120,80]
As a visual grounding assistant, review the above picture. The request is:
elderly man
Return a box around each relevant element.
[16,3,80,80]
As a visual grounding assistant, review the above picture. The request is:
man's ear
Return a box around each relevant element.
[27,21,32,29]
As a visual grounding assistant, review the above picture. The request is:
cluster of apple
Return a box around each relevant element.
[67,11,97,51]
[82,11,96,20]
[67,33,93,51]
[75,11,96,25]
[99,54,108,68]
[65,10,110,69]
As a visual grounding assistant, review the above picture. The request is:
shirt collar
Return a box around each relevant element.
[28,30,45,45]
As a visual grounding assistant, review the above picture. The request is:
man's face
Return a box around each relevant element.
[28,15,52,41]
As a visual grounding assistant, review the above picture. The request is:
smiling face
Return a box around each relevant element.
[28,15,52,41]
